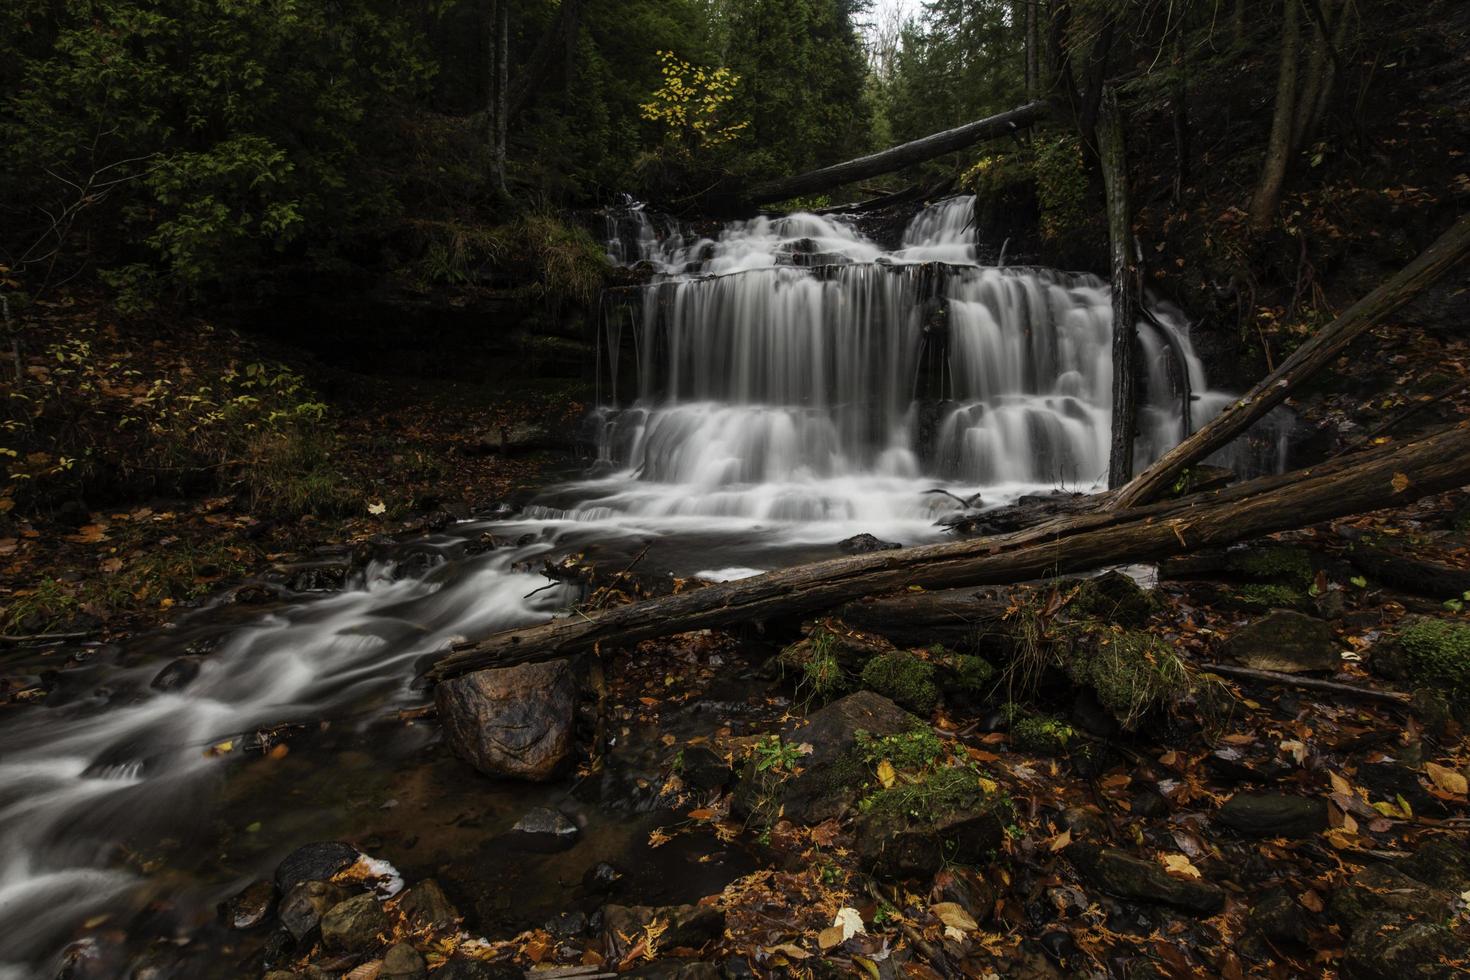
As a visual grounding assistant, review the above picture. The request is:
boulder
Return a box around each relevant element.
[1342,916,1465,980]
[1220,610,1339,674]
[397,878,461,933]
[280,880,349,941]
[319,892,389,952]
[380,943,429,980]
[1328,864,1455,932]
[434,659,576,781]
[602,904,725,959]
[733,691,919,825]
[838,533,902,554]
[1247,887,1311,945]
[1216,792,1327,838]
[856,799,1007,880]
[150,657,201,692]
[1068,845,1224,915]
[274,841,358,892]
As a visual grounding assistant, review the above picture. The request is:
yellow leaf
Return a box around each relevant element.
[930,902,977,932]
[1161,853,1202,879]
[1328,771,1353,796]
[876,759,896,789]
[1391,472,1411,493]
[1424,762,1467,796]
[1048,828,1072,852]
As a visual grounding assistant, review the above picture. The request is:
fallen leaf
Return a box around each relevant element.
[1328,771,1353,796]
[931,902,978,932]
[1299,889,1325,913]
[1391,472,1411,493]
[832,907,865,941]
[1424,762,1468,796]
[367,501,387,515]
[1048,828,1072,852]
[1161,853,1202,879]
[876,759,896,789]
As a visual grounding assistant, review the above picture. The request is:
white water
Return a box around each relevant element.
[1,196,1261,976]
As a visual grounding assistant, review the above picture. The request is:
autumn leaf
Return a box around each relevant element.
[1161,853,1202,879]
[1391,472,1411,493]
[1424,762,1468,797]
[367,501,387,515]
[876,759,896,789]
[1047,828,1072,852]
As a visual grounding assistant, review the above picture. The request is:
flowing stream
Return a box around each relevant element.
[0,196,1263,977]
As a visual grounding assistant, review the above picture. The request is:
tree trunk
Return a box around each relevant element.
[1099,84,1136,489]
[1248,0,1301,234]
[427,425,1470,681]
[735,102,1051,208]
[1110,213,1470,509]
[493,0,509,196]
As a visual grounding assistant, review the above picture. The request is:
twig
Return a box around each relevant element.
[1198,661,1411,704]
[865,879,954,979]
[0,631,92,645]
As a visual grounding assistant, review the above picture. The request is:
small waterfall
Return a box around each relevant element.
[585,195,1228,524]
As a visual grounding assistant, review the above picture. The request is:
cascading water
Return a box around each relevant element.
[0,195,1275,977]
[580,196,1225,540]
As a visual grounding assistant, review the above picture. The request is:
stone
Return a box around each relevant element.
[218,878,275,930]
[319,892,390,952]
[1204,747,1292,785]
[1216,792,1328,838]
[510,806,579,849]
[544,909,589,939]
[1057,805,1111,843]
[1342,916,1465,980]
[601,904,725,958]
[274,841,358,892]
[734,691,918,825]
[150,656,201,692]
[678,745,733,791]
[856,800,1007,880]
[838,532,902,554]
[279,880,349,941]
[434,955,522,979]
[1220,610,1339,674]
[397,878,461,933]
[1247,887,1311,945]
[583,861,622,894]
[1399,835,1470,891]
[1328,864,1455,932]
[434,659,575,781]
[380,943,429,980]
[1068,845,1224,915]
[1357,761,1446,817]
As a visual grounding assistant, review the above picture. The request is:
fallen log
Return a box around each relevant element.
[1345,538,1470,601]
[741,102,1051,207]
[427,424,1470,681]
[837,588,1014,651]
[1111,213,1470,509]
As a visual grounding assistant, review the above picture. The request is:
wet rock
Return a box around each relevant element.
[1247,887,1311,945]
[601,904,725,957]
[274,841,358,892]
[625,962,723,979]
[511,806,579,841]
[545,909,589,939]
[149,656,201,692]
[678,745,733,791]
[397,878,461,933]
[838,532,902,554]
[1399,835,1470,891]
[380,943,429,980]
[1342,916,1465,980]
[734,691,918,825]
[931,867,996,924]
[1328,864,1455,932]
[1128,786,1169,819]
[434,955,522,979]
[320,892,389,952]
[219,878,275,930]
[280,880,349,941]
[1068,844,1225,915]
[583,861,623,894]
[285,561,350,592]
[1357,760,1446,817]
[1064,570,1160,628]
[1058,805,1112,843]
[1220,610,1339,674]
[1204,747,1292,785]
[434,658,575,781]
[856,797,1008,879]
[1216,792,1327,838]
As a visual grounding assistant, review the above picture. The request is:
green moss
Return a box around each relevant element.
[780,626,852,704]
[1232,583,1308,610]
[1067,571,1160,626]
[1060,626,1196,730]
[1010,713,1076,754]
[855,727,944,771]
[859,764,1009,823]
[860,651,939,715]
[930,644,997,697]
[1230,545,1316,587]
[1394,619,1470,696]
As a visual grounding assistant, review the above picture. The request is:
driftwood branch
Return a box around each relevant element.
[740,102,1051,207]
[1198,662,1411,705]
[1112,214,1470,509]
[428,424,1470,682]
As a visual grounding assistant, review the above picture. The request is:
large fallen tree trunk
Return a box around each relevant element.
[428,424,1470,681]
[740,102,1050,207]
[1111,213,1470,509]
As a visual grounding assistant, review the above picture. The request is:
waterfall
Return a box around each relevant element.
[583,196,1229,530]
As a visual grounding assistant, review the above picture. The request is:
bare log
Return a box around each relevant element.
[837,587,1014,651]
[427,425,1470,681]
[1099,83,1136,488]
[740,102,1051,207]
[1111,213,1470,510]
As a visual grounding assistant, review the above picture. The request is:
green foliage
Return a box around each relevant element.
[859,763,1009,823]
[240,428,355,520]
[751,735,805,774]
[1393,619,1470,697]
[2,577,78,633]
[860,651,939,715]
[855,727,945,771]
[1231,583,1308,611]
[1059,626,1199,730]
[1231,546,1317,588]
[1034,135,1090,242]
[1009,713,1076,755]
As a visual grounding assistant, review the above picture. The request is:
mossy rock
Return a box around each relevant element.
[1009,713,1076,755]
[1057,626,1205,730]
[854,766,1012,879]
[1220,610,1340,674]
[1227,545,1318,588]
[931,645,998,700]
[860,651,939,715]
[1064,570,1160,627]
[1373,616,1470,704]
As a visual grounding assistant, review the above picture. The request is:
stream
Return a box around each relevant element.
[0,196,1278,978]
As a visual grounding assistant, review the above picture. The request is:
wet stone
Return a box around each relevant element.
[544,909,589,939]
[319,892,390,952]
[583,861,623,894]
[602,904,726,958]
[1328,864,1455,932]
[511,806,579,841]
[397,878,461,933]
[1247,887,1311,945]
[380,943,429,980]
[275,840,358,892]
[1342,916,1465,980]
[838,532,902,554]
[280,880,349,941]
[1220,610,1339,674]
[218,879,275,930]
[149,656,201,692]
[434,658,575,781]
[1068,844,1225,915]
[1216,792,1327,838]
[856,803,1007,880]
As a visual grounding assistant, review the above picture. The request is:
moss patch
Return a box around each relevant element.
[855,727,945,771]
[860,652,939,715]
[1392,618,1470,697]
[1010,713,1076,754]
[1060,626,1199,730]
[1229,583,1310,611]
[859,764,1009,823]
[1066,571,1160,627]
[1229,545,1317,588]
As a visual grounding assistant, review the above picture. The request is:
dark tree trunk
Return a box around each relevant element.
[427,426,1470,681]
[494,0,509,196]
[1111,214,1470,509]
[1099,84,1136,489]
[1248,0,1300,233]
